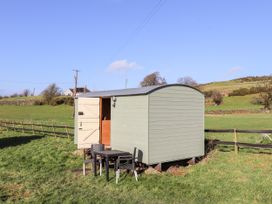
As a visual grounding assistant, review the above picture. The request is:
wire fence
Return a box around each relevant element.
[0,120,74,138]
[205,128,272,153]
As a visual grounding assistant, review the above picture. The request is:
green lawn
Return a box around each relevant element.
[0,131,272,203]
[0,104,272,203]
[205,113,272,129]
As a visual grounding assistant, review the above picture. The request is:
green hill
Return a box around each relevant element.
[199,75,272,95]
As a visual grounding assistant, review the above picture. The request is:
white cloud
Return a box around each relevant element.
[224,66,244,78]
[227,66,243,75]
[107,59,139,72]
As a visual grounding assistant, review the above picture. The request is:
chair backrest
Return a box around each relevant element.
[90,144,105,158]
[132,147,137,160]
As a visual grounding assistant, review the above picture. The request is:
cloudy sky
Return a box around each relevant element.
[1,0,272,95]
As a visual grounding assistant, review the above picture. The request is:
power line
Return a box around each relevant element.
[0,80,72,85]
[110,0,167,60]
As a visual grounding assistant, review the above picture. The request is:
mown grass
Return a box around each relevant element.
[205,113,272,130]
[206,94,262,111]
[0,131,272,203]
[0,102,272,203]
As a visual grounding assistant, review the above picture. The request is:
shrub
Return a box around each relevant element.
[229,88,250,96]
[229,86,269,96]
[33,99,45,105]
[50,96,74,106]
[250,97,264,105]
[203,90,214,98]
[65,97,74,106]
[212,91,223,105]
[41,83,61,105]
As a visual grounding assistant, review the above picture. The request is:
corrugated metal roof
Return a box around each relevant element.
[79,85,161,97]
[78,84,202,98]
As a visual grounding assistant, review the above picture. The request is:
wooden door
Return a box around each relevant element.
[101,120,111,146]
[100,98,111,146]
[77,98,100,149]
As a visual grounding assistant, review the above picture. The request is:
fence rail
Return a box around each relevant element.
[0,120,74,138]
[205,128,272,153]
[205,129,272,134]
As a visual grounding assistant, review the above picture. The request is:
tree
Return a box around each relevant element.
[212,91,223,105]
[22,89,31,97]
[259,80,272,110]
[177,76,198,87]
[41,83,61,105]
[140,72,167,87]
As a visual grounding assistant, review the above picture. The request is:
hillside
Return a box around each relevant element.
[199,75,272,95]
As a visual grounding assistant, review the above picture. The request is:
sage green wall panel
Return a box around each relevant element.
[148,86,204,164]
[111,95,149,163]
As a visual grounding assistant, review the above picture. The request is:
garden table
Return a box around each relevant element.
[93,150,131,181]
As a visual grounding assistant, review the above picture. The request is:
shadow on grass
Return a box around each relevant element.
[0,135,44,149]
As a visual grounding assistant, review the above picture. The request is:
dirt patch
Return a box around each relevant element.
[144,167,161,175]
[0,183,31,202]
[72,149,84,157]
[166,166,188,176]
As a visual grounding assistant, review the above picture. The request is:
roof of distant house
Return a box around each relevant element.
[69,87,90,93]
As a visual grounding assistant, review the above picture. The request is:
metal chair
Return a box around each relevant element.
[115,147,138,184]
[83,144,105,176]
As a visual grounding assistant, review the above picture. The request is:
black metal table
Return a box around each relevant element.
[93,150,131,181]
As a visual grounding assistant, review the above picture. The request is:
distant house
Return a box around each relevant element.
[64,87,90,96]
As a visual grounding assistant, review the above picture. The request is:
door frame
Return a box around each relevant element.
[99,97,111,146]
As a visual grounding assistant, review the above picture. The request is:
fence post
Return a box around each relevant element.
[31,121,35,135]
[21,121,24,133]
[52,122,56,137]
[13,120,16,131]
[234,128,238,154]
[5,120,9,132]
[40,122,44,135]
[65,125,69,139]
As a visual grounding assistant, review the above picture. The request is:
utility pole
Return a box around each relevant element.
[73,69,80,97]
[125,78,128,88]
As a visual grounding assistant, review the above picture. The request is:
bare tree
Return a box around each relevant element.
[177,76,198,87]
[22,89,31,97]
[259,80,272,110]
[140,72,167,87]
[41,83,61,105]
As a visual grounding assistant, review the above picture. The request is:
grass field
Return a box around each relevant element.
[1,131,272,203]
[0,105,73,125]
[206,94,262,111]
[1,103,272,203]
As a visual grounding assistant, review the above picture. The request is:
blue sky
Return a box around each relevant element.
[0,0,272,95]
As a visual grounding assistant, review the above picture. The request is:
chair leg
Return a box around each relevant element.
[134,170,138,181]
[116,169,120,184]
[83,162,86,176]
[99,160,102,176]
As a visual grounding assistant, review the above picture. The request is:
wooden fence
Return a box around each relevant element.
[0,120,74,138]
[205,129,272,153]
[1,119,271,151]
